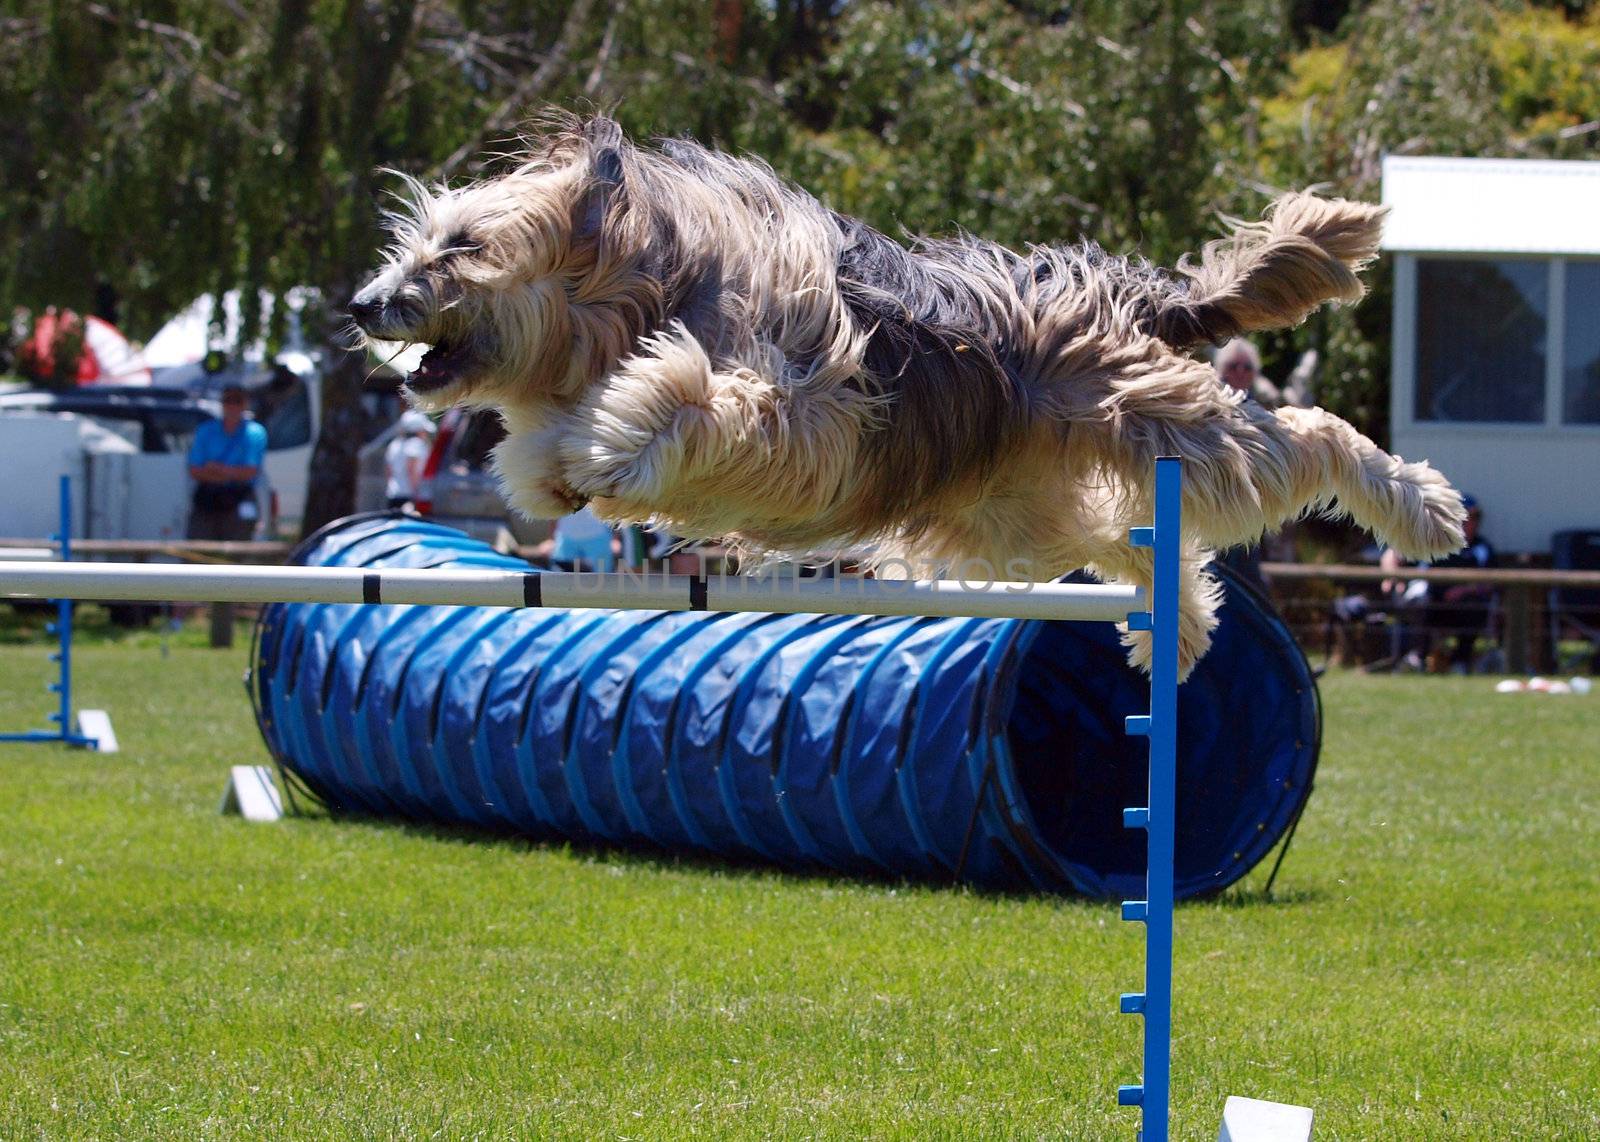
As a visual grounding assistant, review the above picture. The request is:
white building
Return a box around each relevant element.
[1382,155,1600,554]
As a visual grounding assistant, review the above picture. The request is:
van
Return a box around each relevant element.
[0,386,221,541]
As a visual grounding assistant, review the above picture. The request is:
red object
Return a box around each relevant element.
[17,308,152,386]
[413,408,461,516]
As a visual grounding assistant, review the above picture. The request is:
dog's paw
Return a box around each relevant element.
[559,413,690,506]
[490,430,590,520]
[1120,599,1216,681]
[559,331,724,506]
[509,478,590,521]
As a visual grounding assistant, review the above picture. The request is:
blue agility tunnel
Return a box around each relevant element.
[251,514,1318,899]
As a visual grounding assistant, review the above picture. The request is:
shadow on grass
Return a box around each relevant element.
[1203,882,1324,909]
[0,603,257,649]
[281,797,1259,912]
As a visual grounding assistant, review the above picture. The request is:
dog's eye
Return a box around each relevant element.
[438,230,479,256]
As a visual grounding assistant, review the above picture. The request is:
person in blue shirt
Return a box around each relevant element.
[187,383,269,541]
[542,503,618,571]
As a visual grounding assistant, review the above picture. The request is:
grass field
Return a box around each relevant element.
[1,610,1597,1139]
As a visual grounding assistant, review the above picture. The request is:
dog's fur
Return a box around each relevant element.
[350,114,1465,677]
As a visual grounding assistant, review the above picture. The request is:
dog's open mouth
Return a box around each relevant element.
[406,340,476,394]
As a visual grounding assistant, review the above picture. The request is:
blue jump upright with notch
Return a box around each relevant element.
[244,459,1315,1141]
[0,475,98,749]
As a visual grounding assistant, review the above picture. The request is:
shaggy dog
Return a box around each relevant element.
[349,114,1464,677]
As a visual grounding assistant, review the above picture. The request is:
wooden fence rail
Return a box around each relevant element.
[1261,563,1600,674]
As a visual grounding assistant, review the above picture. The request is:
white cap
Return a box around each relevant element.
[400,410,436,435]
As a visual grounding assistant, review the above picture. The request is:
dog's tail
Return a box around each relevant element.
[1151,193,1387,350]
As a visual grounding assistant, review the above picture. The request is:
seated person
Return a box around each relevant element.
[533,504,619,572]
[1421,495,1495,672]
[1326,546,1429,669]
[1330,496,1493,672]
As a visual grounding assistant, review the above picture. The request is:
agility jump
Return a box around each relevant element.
[0,461,1197,1141]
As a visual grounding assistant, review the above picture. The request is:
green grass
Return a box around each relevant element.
[1,619,1597,1139]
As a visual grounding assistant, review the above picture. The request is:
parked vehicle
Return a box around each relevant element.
[0,384,219,455]
[0,386,223,542]
[0,389,231,624]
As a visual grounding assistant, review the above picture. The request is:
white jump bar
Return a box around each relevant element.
[0,561,1144,623]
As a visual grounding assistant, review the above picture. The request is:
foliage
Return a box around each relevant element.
[1257,0,1600,440]
[771,0,1288,266]
[1493,4,1600,157]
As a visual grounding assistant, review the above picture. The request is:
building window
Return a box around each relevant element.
[1416,258,1547,423]
[1564,260,1600,425]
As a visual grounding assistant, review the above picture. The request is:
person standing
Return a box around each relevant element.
[384,410,436,509]
[185,382,268,648]
[186,383,268,541]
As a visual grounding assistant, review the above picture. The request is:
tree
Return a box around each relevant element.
[2,1,649,534]
[12,0,1595,544]
[1258,0,1600,441]
[1,0,891,534]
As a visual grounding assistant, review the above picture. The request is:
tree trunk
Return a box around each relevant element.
[299,291,370,539]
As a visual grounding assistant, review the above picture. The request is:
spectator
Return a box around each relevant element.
[1332,496,1494,673]
[1214,338,1318,410]
[1422,495,1495,673]
[384,410,436,510]
[1213,339,1321,586]
[537,504,619,572]
[187,383,267,541]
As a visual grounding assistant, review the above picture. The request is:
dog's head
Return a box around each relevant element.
[348,116,648,411]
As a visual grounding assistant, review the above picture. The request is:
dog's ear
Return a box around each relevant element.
[575,117,625,241]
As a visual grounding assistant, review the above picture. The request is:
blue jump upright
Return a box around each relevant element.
[0,475,97,749]
[1118,456,1183,1142]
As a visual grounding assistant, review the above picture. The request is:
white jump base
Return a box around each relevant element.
[1218,1096,1314,1141]
[0,561,1145,623]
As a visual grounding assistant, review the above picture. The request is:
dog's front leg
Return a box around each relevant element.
[490,407,590,521]
[556,323,860,522]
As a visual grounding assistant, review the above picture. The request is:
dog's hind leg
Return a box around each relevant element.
[905,470,1224,679]
[1081,530,1224,680]
[555,322,872,528]
[1087,354,1465,562]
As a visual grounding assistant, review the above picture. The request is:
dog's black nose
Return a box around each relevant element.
[347,296,383,326]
